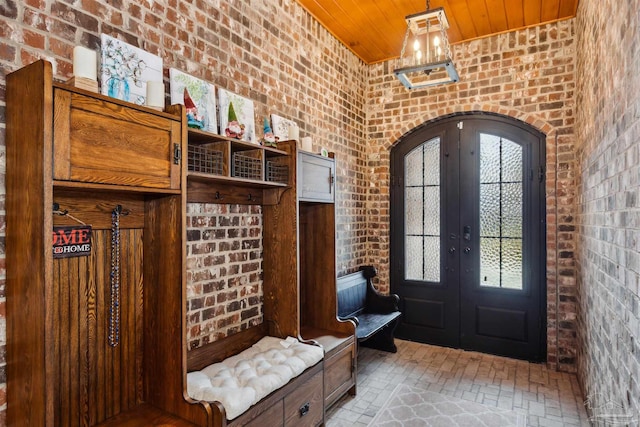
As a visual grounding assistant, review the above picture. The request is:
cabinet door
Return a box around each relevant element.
[53,89,181,190]
[324,340,356,407]
[298,152,335,202]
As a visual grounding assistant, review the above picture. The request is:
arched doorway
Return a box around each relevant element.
[390,113,546,361]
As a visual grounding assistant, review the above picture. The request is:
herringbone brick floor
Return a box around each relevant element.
[326,339,591,426]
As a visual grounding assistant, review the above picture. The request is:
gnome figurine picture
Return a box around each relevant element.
[224,102,245,140]
[183,88,205,129]
[260,117,279,147]
[218,88,256,142]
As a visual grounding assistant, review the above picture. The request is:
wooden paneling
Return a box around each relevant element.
[295,0,580,63]
[52,228,144,425]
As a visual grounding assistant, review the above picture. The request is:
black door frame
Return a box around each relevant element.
[390,112,547,362]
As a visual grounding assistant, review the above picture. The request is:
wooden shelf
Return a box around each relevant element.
[187,129,292,197]
[187,171,288,189]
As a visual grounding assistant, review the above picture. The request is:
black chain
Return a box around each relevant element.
[109,206,121,347]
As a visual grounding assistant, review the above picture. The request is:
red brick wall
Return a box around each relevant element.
[186,204,263,349]
[0,0,586,422]
[0,0,367,421]
[366,20,577,372]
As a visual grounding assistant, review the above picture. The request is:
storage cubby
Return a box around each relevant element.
[187,129,288,183]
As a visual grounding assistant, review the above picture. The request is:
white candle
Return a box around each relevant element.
[288,124,299,141]
[146,81,165,108]
[73,46,97,80]
[301,136,313,152]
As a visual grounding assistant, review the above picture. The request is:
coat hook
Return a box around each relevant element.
[248,193,253,201]
[52,202,85,225]
[215,191,224,200]
[113,205,130,216]
[52,203,68,216]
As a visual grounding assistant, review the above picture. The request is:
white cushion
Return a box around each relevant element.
[187,336,323,420]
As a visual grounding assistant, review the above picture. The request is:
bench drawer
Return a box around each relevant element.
[244,400,284,427]
[284,370,323,427]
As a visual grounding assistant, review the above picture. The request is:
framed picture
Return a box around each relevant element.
[218,88,256,143]
[270,114,297,141]
[169,69,218,133]
[100,34,163,105]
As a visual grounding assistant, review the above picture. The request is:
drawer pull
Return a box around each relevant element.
[299,402,310,417]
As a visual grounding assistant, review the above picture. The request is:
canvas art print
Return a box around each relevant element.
[100,34,163,105]
[169,69,218,133]
[218,88,256,143]
[270,114,297,141]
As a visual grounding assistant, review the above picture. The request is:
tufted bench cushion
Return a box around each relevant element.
[186,336,324,420]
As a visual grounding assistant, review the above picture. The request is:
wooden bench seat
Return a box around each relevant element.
[185,325,325,427]
[337,266,401,353]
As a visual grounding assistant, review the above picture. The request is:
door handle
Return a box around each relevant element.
[464,247,471,254]
[448,247,456,254]
[463,225,472,241]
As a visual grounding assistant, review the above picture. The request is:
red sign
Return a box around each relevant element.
[52,226,92,258]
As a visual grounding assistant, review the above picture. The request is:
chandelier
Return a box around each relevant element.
[393,1,459,89]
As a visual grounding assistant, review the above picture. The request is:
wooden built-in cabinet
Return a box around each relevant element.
[6,60,209,426]
[266,148,356,409]
[7,60,355,426]
[296,151,356,408]
[187,134,358,413]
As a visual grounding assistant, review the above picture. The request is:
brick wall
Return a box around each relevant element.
[186,203,263,349]
[575,0,640,419]
[0,0,605,422]
[0,0,367,422]
[366,20,577,372]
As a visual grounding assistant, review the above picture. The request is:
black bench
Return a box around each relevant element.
[337,266,401,353]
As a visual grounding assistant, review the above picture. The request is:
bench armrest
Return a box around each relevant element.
[361,265,400,314]
[366,290,400,314]
[338,315,360,327]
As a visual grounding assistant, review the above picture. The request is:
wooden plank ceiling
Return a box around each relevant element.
[296,0,579,64]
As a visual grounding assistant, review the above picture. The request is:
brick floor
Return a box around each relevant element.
[326,339,591,426]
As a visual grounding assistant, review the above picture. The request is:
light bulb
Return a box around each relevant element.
[433,36,440,47]
[416,50,423,61]
[413,39,420,51]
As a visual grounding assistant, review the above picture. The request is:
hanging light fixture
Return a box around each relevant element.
[393,0,459,89]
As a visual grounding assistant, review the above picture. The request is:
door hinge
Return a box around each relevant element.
[457,121,463,129]
[173,143,182,165]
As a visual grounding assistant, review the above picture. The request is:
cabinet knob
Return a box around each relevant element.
[299,402,310,417]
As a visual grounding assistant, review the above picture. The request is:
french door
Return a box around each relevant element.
[390,114,546,361]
